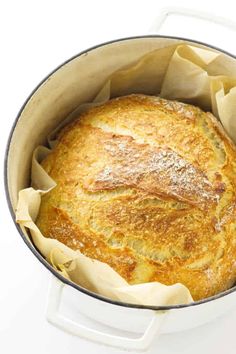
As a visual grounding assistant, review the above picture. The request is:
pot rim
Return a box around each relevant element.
[4,34,236,311]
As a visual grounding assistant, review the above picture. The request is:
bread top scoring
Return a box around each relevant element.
[36,94,236,301]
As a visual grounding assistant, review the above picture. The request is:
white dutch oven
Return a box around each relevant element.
[4,8,236,352]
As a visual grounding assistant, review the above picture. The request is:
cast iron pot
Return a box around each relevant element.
[5,34,236,351]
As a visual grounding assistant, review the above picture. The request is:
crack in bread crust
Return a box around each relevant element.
[36,94,236,301]
[84,132,221,209]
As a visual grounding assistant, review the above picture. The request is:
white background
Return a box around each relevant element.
[1,1,236,353]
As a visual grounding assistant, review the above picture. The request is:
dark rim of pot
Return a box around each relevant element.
[4,35,236,311]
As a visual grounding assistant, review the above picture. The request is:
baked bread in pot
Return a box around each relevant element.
[36,94,236,301]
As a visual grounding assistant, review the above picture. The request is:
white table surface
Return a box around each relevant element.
[1,1,236,353]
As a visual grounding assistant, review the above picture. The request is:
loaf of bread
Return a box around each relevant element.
[36,94,236,301]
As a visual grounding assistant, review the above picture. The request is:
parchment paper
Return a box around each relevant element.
[16,43,236,306]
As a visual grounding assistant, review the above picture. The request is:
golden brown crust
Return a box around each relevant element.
[36,94,236,300]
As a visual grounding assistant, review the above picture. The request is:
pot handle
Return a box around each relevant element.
[46,276,167,351]
[149,7,236,33]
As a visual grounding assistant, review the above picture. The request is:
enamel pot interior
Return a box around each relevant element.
[5,35,236,312]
